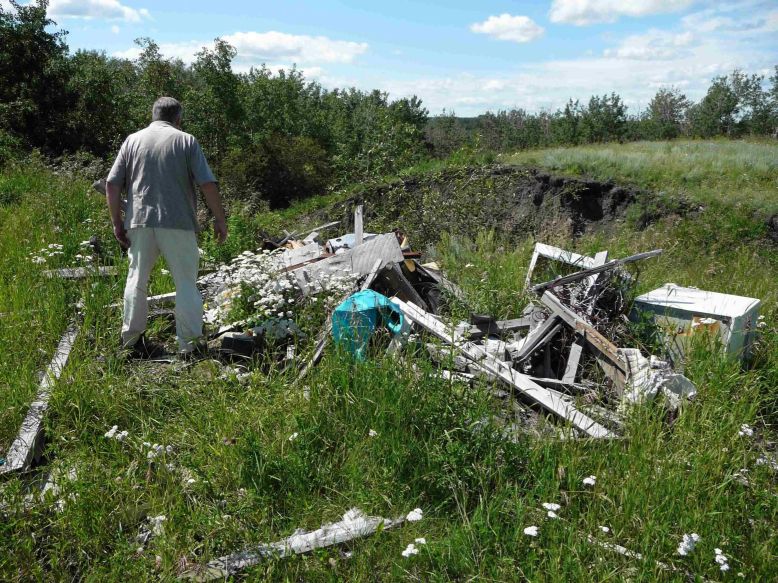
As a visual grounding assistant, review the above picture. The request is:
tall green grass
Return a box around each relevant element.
[1,143,777,580]
[504,139,778,214]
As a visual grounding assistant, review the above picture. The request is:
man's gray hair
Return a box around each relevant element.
[152,97,183,124]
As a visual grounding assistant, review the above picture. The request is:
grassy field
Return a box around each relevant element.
[504,139,778,214]
[1,142,777,581]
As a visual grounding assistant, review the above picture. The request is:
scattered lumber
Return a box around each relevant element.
[393,298,614,438]
[0,324,78,475]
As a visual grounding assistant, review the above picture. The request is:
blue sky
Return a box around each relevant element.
[8,0,778,115]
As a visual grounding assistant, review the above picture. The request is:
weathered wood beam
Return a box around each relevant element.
[0,324,78,475]
[179,508,405,581]
[43,266,117,279]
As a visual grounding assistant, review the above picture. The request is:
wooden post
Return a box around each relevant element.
[354,205,364,247]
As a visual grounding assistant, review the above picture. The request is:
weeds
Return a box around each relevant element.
[1,141,777,580]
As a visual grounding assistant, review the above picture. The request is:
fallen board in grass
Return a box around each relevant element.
[179,508,405,581]
[43,266,117,279]
[0,324,78,475]
[393,298,614,439]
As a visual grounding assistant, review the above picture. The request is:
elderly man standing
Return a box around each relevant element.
[106,97,227,358]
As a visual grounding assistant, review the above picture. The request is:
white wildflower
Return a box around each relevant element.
[714,548,730,572]
[582,475,596,487]
[546,511,559,519]
[161,269,170,275]
[288,432,299,442]
[677,532,701,556]
[104,425,118,439]
[599,525,610,534]
[186,478,197,485]
[150,515,166,536]
[31,256,46,264]
[116,430,129,442]
[401,543,418,557]
[414,537,426,545]
[542,502,561,511]
[523,526,539,537]
[368,429,378,437]
[406,508,423,522]
[738,424,754,437]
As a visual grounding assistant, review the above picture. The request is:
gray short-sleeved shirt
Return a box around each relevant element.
[107,121,216,231]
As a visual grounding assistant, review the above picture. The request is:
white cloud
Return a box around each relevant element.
[470,14,544,43]
[223,31,367,64]
[48,0,150,22]
[604,29,694,60]
[114,31,367,70]
[111,24,119,34]
[550,0,694,26]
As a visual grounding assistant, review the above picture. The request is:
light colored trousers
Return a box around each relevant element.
[121,227,203,352]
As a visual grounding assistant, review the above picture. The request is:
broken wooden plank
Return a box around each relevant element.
[524,243,599,289]
[511,315,562,363]
[466,316,533,339]
[387,262,428,310]
[541,292,627,373]
[562,339,585,384]
[0,324,78,475]
[354,204,364,247]
[43,266,117,279]
[562,250,609,383]
[179,508,405,581]
[393,299,614,438]
[360,259,383,292]
[532,249,662,293]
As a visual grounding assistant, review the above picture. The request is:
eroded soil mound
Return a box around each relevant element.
[309,165,662,249]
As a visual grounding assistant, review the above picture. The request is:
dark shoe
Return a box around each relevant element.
[125,335,167,360]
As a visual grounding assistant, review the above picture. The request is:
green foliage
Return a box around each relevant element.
[0,0,72,151]
[221,135,332,209]
[647,87,691,139]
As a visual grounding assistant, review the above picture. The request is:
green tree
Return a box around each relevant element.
[0,0,71,151]
[691,75,740,137]
[185,39,244,167]
[647,87,690,139]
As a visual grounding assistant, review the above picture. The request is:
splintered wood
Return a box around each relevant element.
[0,324,78,475]
[179,508,405,581]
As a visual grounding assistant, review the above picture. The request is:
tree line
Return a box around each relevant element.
[428,71,778,156]
[1,1,777,209]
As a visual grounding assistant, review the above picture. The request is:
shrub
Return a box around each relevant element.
[220,135,332,209]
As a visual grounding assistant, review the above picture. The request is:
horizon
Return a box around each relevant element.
[2,0,777,116]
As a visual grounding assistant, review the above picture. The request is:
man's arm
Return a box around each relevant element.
[200,182,228,244]
[106,181,130,249]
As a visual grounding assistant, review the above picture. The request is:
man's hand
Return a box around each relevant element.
[113,222,130,249]
[214,217,228,244]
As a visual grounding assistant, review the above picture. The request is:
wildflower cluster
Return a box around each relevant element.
[714,548,730,572]
[143,442,173,461]
[202,247,359,328]
[29,243,64,265]
[401,538,427,558]
[74,240,97,264]
[104,425,128,441]
[677,532,700,555]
